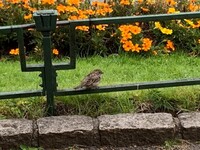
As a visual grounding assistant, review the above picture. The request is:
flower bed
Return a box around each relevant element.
[0,0,200,56]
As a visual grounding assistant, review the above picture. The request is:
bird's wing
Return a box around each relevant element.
[85,73,100,86]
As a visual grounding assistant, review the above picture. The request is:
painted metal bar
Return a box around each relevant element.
[69,24,76,69]
[17,29,27,71]
[55,79,200,96]
[68,12,200,26]
[1,12,200,32]
[0,90,44,99]
[42,32,56,115]
[22,63,74,72]
[0,23,35,31]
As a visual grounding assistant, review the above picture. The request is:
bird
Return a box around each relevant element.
[74,69,103,89]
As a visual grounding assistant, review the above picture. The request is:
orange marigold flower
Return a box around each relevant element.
[41,0,54,5]
[166,40,175,51]
[120,0,130,5]
[66,6,78,13]
[138,0,143,3]
[9,48,19,55]
[24,14,32,20]
[75,26,89,31]
[68,0,80,6]
[0,0,4,7]
[131,44,141,52]
[120,37,128,43]
[129,25,142,35]
[77,10,88,19]
[85,9,95,15]
[53,49,59,55]
[57,4,66,13]
[68,15,79,20]
[121,32,132,39]
[96,9,107,16]
[96,24,108,31]
[119,25,130,33]
[122,40,134,52]
[141,38,152,51]
[9,0,20,4]
[188,3,198,12]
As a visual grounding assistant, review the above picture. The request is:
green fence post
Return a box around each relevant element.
[33,10,58,116]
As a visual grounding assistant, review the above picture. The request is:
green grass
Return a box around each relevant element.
[0,52,200,119]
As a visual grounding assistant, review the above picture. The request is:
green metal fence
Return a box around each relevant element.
[0,10,200,115]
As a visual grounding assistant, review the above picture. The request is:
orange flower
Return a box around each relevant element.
[131,44,141,52]
[119,25,130,33]
[120,0,130,5]
[120,37,128,43]
[75,26,89,31]
[77,10,88,19]
[68,0,80,6]
[141,38,152,51]
[129,25,142,35]
[66,6,78,13]
[41,0,54,5]
[57,4,66,13]
[53,49,59,55]
[96,24,108,31]
[9,0,20,4]
[0,0,4,7]
[122,40,134,51]
[138,0,143,3]
[96,9,107,16]
[165,40,175,51]
[24,14,32,20]
[121,32,132,39]
[188,3,198,12]
[85,9,95,15]
[68,15,79,20]
[9,48,19,55]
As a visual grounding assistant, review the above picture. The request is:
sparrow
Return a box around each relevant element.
[74,69,103,89]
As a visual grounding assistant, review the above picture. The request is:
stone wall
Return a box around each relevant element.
[0,112,200,149]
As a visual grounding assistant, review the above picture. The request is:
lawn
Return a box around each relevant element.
[0,52,200,119]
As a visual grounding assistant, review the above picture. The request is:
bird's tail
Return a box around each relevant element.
[74,85,82,89]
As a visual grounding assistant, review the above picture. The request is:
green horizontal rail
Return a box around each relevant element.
[0,12,200,32]
[56,78,200,96]
[0,90,44,99]
[69,12,200,26]
[23,63,74,72]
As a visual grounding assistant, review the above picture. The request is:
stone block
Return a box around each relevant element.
[37,115,99,149]
[178,112,200,141]
[0,119,33,149]
[98,113,175,146]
